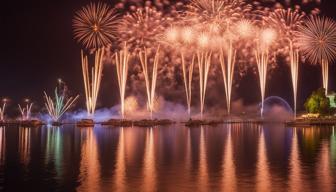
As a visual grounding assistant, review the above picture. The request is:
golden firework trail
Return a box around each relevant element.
[267,9,304,117]
[181,53,195,117]
[197,51,212,118]
[255,47,268,117]
[115,43,130,119]
[139,47,160,119]
[289,42,299,117]
[0,99,7,121]
[18,101,33,120]
[81,49,104,116]
[255,28,276,117]
[219,40,236,115]
[322,59,329,95]
[43,89,79,122]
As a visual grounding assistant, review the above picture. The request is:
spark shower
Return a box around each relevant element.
[72,0,336,119]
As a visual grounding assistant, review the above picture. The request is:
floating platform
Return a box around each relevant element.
[101,119,133,127]
[133,119,174,127]
[285,118,336,127]
[76,119,95,127]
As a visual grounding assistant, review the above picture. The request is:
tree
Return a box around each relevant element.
[304,88,331,115]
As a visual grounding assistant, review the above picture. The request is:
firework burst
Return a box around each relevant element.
[73,2,119,49]
[266,8,305,116]
[118,6,167,52]
[298,16,336,94]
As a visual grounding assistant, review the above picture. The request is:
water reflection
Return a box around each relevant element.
[142,128,156,191]
[114,127,126,192]
[256,126,271,192]
[288,128,303,192]
[222,125,236,191]
[0,127,5,164]
[198,126,208,191]
[77,127,101,192]
[19,127,31,165]
[1,125,336,191]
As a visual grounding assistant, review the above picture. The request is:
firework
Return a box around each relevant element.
[163,25,195,116]
[188,0,250,26]
[298,16,336,94]
[81,49,104,116]
[118,6,167,52]
[0,99,7,121]
[115,43,131,118]
[267,8,304,116]
[139,47,160,119]
[219,41,236,115]
[255,28,277,117]
[43,82,79,122]
[181,53,195,116]
[73,2,119,49]
[197,51,212,118]
[18,99,33,121]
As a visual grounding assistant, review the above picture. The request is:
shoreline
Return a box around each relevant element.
[1,117,336,127]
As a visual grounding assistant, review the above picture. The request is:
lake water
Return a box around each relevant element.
[0,124,335,191]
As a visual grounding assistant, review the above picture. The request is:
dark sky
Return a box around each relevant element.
[0,0,336,113]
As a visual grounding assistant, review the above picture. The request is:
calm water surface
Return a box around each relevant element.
[0,124,336,191]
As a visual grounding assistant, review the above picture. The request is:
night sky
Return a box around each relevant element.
[1,0,336,115]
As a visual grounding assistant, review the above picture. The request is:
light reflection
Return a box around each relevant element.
[142,128,156,191]
[0,127,5,164]
[288,128,303,192]
[185,127,191,182]
[198,126,208,191]
[45,127,63,179]
[222,125,237,191]
[256,127,271,191]
[77,127,101,192]
[19,127,31,165]
[316,141,332,191]
[331,127,336,168]
[114,128,126,192]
